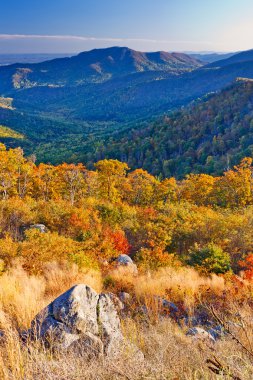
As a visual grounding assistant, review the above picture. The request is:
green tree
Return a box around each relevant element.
[186,243,231,274]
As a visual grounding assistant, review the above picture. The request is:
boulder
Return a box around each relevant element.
[116,254,134,265]
[24,224,48,234]
[30,224,48,233]
[51,285,98,335]
[27,284,141,358]
[98,293,124,356]
[115,254,138,275]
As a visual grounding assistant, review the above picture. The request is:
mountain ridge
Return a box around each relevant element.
[206,49,253,68]
[0,46,202,93]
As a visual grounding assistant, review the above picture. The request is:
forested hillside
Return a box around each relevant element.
[1,79,253,178]
[0,144,253,274]
[82,79,253,177]
[7,48,253,122]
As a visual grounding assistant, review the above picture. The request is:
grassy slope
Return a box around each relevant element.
[0,125,24,139]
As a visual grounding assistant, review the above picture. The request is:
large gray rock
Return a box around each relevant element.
[98,294,124,356]
[52,285,99,335]
[28,284,141,358]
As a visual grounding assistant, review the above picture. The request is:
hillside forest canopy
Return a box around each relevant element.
[0,144,253,277]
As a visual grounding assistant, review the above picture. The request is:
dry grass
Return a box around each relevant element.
[42,261,102,297]
[0,263,102,329]
[0,264,252,379]
[106,266,226,314]
[0,319,253,380]
[0,267,46,329]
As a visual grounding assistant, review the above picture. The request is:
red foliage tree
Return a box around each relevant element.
[108,230,130,254]
[239,254,253,280]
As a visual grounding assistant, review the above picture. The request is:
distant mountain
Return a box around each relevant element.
[189,52,236,64]
[2,47,252,124]
[0,54,72,67]
[0,47,202,93]
[206,49,253,67]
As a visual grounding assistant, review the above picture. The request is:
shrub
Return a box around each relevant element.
[0,234,18,269]
[0,259,5,273]
[136,247,176,270]
[186,243,231,274]
[20,230,98,274]
[239,253,253,280]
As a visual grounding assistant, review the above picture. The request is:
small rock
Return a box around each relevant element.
[119,292,131,303]
[116,254,138,275]
[208,325,224,340]
[186,327,215,342]
[155,296,179,314]
[116,254,134,265]
[25,224,48,234]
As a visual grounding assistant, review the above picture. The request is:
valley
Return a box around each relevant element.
[0,47,253,178]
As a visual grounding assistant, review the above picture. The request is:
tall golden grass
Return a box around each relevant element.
[0,264,252,379]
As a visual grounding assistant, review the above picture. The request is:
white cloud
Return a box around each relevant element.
[0,34,212,45]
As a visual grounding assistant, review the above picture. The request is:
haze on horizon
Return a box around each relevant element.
[1,0,253,54]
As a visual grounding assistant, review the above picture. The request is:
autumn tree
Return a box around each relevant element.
[0,145,24,199]
[125,169,159,206]
[17,157,35,198]
[179,173,216,205]
[56,163,86,205]
[213,158,253,207]
[95,159,129,202]
[239,253,253,280]
[32,163,58,201]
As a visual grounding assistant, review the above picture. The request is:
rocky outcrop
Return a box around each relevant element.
[21,224,48,237]
[26,284,142,359]
[27,224,48,233]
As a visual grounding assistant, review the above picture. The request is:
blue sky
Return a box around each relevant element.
[1,0,253,53]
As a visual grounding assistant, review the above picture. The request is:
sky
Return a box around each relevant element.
[1,0,253,54]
